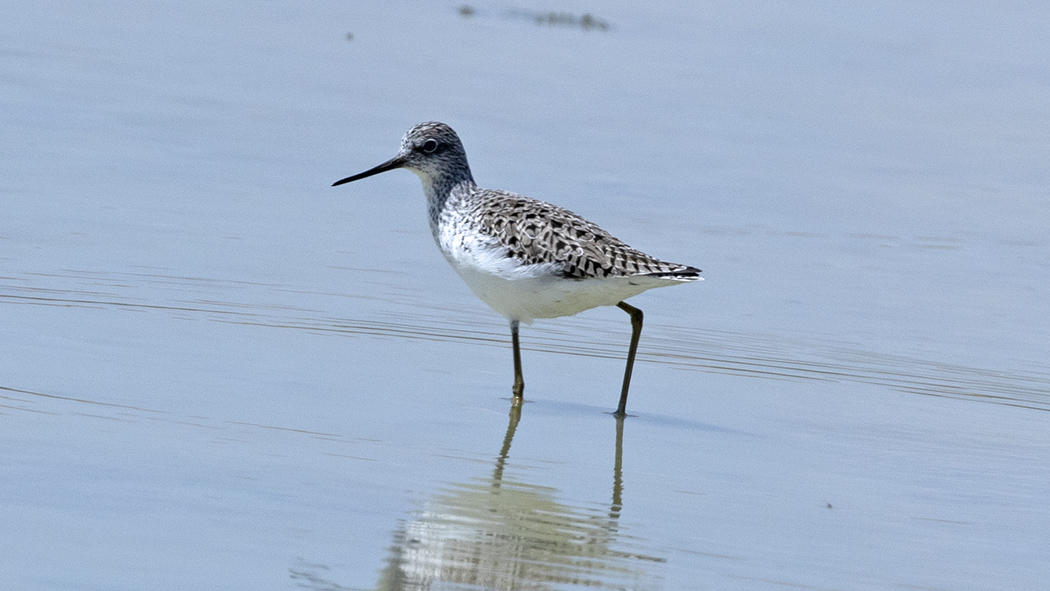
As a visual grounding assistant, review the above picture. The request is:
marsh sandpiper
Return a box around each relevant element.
[333,122,700,416]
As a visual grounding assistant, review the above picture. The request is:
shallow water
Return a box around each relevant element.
[3,1,1049,590]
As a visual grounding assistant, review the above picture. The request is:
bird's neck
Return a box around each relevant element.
[421,171,476,231]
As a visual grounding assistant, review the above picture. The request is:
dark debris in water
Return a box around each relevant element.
[532,11,609,31]
[459,5,611,32]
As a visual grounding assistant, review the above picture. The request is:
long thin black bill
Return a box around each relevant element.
[332,155,405,187]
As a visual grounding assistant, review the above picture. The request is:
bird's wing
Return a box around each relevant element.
[475,191,699,280]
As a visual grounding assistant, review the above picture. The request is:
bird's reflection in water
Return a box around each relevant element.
[372,403,665,590]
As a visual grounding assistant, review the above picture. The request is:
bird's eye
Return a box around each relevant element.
[422,139,439,153]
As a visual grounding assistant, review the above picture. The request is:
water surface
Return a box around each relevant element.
[2,1,1048,590]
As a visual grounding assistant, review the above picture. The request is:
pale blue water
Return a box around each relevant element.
[2,1,1048,590]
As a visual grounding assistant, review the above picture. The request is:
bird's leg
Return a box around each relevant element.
[614,302,644,417]
[511,319,525,399]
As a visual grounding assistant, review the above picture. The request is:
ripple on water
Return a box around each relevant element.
[3,268,1048,412]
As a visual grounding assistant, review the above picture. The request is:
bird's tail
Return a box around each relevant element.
[649,265,702,282]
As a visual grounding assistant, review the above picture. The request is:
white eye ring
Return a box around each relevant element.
[422,139,439,153]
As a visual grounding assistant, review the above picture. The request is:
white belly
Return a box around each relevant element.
[435,217,688,322]
[452,264,677,322]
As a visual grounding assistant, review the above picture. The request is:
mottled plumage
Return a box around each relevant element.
[468,190,698,280]
[333,121,701,416]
